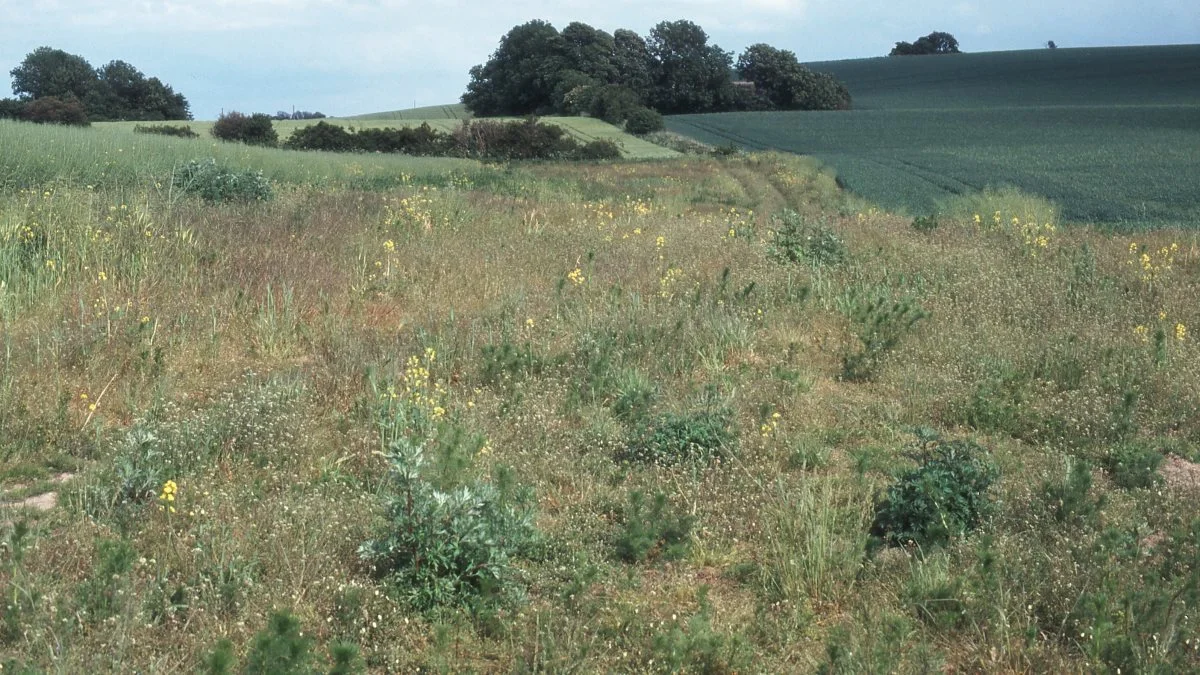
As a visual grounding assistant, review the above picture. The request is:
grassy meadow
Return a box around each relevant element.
[2,117,1200,673]
[668,45,1200,228]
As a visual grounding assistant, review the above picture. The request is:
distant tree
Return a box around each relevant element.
[462,20,568,116]
[211,111,278,146]
[273,111,291,120]
[1046,40,1058,49]
[890,31,960,56]
[10,47,97,101]
[647,20,735,114]
[737,44,851,110]
[21,96,89,125]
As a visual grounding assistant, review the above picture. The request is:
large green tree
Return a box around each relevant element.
[9,47,190,120]
[462,20,568,116]
[647,20,735,115]
[10,47,97,102]
[737,44,851,110]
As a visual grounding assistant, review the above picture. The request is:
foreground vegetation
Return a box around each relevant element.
[669,45,1200,228]
[2,121,1200,672]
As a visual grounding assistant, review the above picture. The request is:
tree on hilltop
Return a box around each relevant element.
[737,44,851,111]
[462,20,568,116]
[890,31,961,56]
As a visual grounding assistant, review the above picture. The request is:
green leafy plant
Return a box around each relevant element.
[479,338,543,386]
[839,289,928,382]
[614,490,694,563]
[76,538,137,622]
[871,436,998,550]
[173,158,273,203]
[768,210,848,267]
[910,214,939,232]
[622,407,737,465]
[1102,442,1163,489]
[1042,459,1105,525]
[358,437,538,611]
[648,587,751,674]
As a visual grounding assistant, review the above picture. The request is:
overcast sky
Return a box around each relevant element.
[2,1,1196,119]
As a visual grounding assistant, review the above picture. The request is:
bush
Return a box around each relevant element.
[576,139,622,160]
[1102,442,1163,489]
[587,84,640,125]
[21,96,88,126]
[211,111,278,147]
[173,159,273,202]
[839,290,928,382]
[767,210,847,267]
[283,121,354,152]
[624,106,665,135]
[202,611,365,675]
[0,98,26,120]
[358,437,538,611]
[623,407,737,465]
[648,588,751,674]
[871,436,998,550]
[133,123,198,138]
[614,490,694,563]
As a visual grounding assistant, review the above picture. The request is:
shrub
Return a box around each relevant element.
[648,587,751,674]
[1102,442,1163,489]
[624,106,665,135]
[614,490,694,563]
[767,210,847,267]
[358,436,538,611]
[910,214,939,232]
[211,111,278,146]
[133,123,198,138]
[576,139,622,160]
[21,96,88,125]
[623,407,737,465]
[172,158,273,202]
[1042,459,1104,525]
[355,123,450,155]
[871,436,998,550]
[839,289,928,382]
[587,84,641,125]
[283,121,354,152]
[0,98,26,120]
[243,611,316,675]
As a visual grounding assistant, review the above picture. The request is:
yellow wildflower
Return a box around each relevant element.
[1177,323,1188,341]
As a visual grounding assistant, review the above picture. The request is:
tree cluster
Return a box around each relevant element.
[462,20,851,123]
[890,32,961,56]
[272,110,327,121]
[0,47,190,124]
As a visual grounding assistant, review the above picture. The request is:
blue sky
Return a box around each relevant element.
[2,0,1196,119]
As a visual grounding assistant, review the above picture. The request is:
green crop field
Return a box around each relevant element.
[347,103,473,120]
[668,45,1200,228]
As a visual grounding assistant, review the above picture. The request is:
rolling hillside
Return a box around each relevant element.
[669,45,1200,227]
